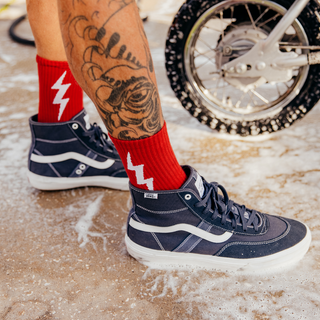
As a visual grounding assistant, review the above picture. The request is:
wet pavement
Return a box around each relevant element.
[1,1,320,319]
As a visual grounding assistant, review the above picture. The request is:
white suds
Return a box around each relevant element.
[75,195,109,252]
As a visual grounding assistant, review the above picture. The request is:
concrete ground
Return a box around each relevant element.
[1,1,320,319]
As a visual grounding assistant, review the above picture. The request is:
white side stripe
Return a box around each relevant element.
[31,152,115,169]
[129,218,233,244]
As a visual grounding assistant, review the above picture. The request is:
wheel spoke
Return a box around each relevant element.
[201,76,219,82]
[284,82,291,90]
[230,6,234,20]
[194,47,217,58]
[248,91,258,106]
[279,33,301,46]
[208,83,230,91]
[197,36,216,51]
[250,90,269,104]
[235,92,247,108]
[206,83,222,90]
[195,59,213,70]
[245,4,257,30]
[207,74,228,94]
[208,87,218,94]
[209,71,223,75]
[205,16,237,33]
[276,83,282,98]
[254,8,269,25]
[204,22,224,33]
[257,13,281,28]
[215,76,222,89]
[195,51,217,69]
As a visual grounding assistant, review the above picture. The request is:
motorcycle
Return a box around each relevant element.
[165,0,320,136]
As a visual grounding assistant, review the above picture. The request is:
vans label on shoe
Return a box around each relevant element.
[144,193,158,200]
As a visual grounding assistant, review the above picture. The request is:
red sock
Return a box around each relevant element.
[110,122,187,191]
[36,55,83,123]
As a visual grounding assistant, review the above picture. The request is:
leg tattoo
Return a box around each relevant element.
[59,0,163,140]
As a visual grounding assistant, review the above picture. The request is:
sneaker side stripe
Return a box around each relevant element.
[31,152,115,169]
[35,138,78,144]
[174,221,213,253]
[33,149,62,177]
[129,218,233,244]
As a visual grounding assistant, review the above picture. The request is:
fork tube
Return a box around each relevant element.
[262,0,309,50]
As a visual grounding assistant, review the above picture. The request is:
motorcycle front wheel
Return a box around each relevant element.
[165,0,320,136]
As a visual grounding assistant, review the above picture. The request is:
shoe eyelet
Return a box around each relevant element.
[76,169,82,175]
[72,123,79,130]
[184,194,192,200]
[79,164,86,170]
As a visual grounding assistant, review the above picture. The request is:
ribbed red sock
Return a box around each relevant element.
[37,55,83,123]
[110,122,187,191]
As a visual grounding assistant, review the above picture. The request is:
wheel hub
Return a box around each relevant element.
[216,26,268,92]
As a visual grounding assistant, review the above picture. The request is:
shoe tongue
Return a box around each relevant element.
[72,110,91,130]
[181,166,205,198]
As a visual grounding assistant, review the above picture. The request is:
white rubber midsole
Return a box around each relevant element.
[125,226,312,273]
[27,170,129,191]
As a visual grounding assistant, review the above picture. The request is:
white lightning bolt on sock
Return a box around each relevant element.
[127,152,154,191]
[51,71,71,121]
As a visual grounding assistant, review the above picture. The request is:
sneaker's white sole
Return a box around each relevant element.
[27,170,129,191]
[125,225,312,273]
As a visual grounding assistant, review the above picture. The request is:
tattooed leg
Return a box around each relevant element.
[57,0,164,140]
[57,0,186,191]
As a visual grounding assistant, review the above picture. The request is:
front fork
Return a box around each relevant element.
[222,0,320,83]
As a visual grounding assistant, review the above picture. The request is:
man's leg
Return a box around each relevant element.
[58,0,187,191]
[57,0,311,271]
[27,0,83,122]
[26,0,128,191]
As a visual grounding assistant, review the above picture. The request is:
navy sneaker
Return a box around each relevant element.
[28,110,128,191]
[125,166,311,272]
